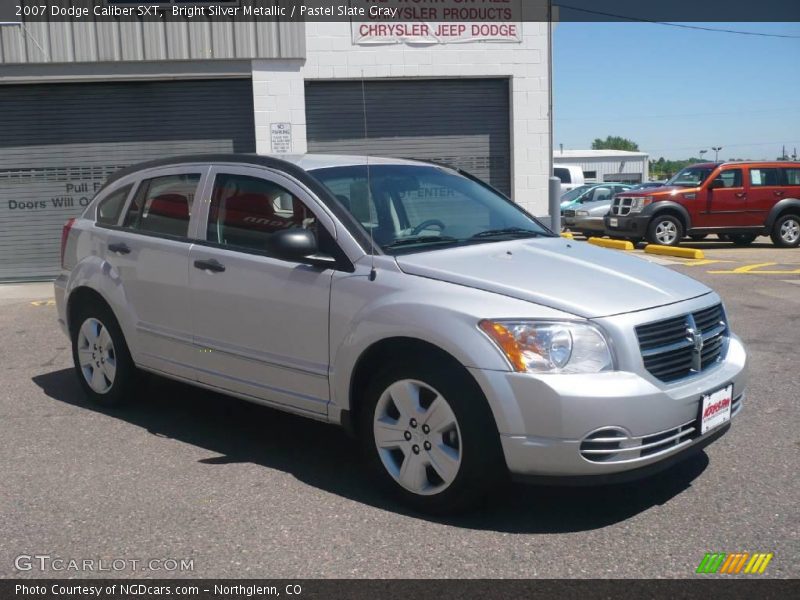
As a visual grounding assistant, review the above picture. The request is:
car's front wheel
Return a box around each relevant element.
[360,359,503,513]
[647,215,683,246]
[70,301,137,407]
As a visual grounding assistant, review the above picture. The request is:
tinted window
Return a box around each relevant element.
[96,185,132,225]
[589,187,613,202]
[667,167,713,187]
[554,168,571,184]
[207,174,318,253]
[783,169,800,185]
[750,168,780,187]
[123,174,200,237]
[717,169,743,188]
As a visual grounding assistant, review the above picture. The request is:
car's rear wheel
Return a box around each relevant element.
[360,358,503,514]
[770,214,800,248]
[647,215,683,246]
[730,234,757,247]
[70,301,137,407]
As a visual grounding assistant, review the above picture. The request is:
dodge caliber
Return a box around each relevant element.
[55,154,747,513]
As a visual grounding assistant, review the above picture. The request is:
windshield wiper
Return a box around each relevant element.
[470,227,543,240]
[383,235,462,249]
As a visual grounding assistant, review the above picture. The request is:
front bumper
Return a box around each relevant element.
[604,213,651,237]
[570,216,606,233]
[468,335,746,479]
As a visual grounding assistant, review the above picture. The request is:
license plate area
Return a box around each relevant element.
[699,384,733,434]
[609,217,619,227]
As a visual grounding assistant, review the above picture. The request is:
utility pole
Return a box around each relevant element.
[712,146,723,161]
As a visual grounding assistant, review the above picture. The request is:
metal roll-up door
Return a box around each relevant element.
[305,78,511,195]
[0,79,255,281]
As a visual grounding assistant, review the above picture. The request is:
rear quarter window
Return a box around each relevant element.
[783,169,800,186]
[96,185,132,225]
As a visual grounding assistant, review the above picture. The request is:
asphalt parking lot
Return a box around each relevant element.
[1,240,798,579]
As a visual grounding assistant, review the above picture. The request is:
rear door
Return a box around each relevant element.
[105,167,207,380]
[747,166,783,225]
[188,166,337,416]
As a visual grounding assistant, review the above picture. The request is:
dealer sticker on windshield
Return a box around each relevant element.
[700,384,733,434]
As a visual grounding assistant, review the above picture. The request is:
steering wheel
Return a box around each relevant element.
[411,219,446,236]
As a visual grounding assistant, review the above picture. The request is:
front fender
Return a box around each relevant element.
[328,259,575,421]
[644,201,693,229]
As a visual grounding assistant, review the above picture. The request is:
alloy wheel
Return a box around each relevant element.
[780,218,800,244]
[373,379,462,496]
[76,318,117,394]
[654,220,678,245]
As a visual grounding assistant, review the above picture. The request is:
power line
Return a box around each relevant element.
[556,4,800,39]
[556,107,800,121]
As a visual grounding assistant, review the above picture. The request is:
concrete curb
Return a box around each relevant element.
[644,245,705,260]
[588,238,634,251]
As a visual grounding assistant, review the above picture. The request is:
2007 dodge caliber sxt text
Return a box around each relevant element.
[54,154,747,513]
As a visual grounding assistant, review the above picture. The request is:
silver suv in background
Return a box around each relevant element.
[55,154,747,513]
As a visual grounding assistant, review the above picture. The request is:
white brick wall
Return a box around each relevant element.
[252,22,550,214]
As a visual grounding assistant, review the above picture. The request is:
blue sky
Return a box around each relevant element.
[553,22,800,160]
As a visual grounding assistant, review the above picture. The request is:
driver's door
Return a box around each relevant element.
[188,166,337,416]
[698,167,749,227]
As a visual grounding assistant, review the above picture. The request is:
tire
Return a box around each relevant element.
[770,213,800,248]
[581,231,595,239]
[689,234,708,241]
[70,300,137,407]
[627,237,643,247]
[647,215,684,246]
[359,357,504,514]
[730,234,757,247]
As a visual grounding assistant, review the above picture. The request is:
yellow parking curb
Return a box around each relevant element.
[588,238,634,251]
[560,232,574,239]
[644,245,705,260]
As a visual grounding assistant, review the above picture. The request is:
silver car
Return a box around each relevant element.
[563,198,613,238]
[55,154,746,513]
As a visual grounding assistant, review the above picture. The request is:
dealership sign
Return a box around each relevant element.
[351,0,523,45]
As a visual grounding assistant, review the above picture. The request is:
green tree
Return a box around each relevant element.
[591,136,640,152]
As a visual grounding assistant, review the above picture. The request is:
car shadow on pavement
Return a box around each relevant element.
[33,368,710,534]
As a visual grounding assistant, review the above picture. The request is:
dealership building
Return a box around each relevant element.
[0,9,550,281]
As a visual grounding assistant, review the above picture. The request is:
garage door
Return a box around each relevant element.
[0,79,255,281]
[305,79,511,195]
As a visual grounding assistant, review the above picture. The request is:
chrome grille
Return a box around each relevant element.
[636,304,728,382]
[611,196,635,216]
[580,421,696,463]
[563,209,576,218]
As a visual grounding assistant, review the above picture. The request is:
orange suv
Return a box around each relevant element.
[604,161,800,247]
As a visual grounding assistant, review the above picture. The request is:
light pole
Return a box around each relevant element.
[699,149,707,160]
[712,146,723,161]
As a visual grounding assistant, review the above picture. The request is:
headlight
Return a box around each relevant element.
[629,196,654,213]
[479,320,614,374]
[576,210,589,216]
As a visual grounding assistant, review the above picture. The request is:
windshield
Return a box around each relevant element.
[560,185,593,202]
[310,164,552,254]
[667,167,714,188]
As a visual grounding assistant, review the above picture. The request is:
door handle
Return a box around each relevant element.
[193,259,226,273]
[108,242,131,255]
[735,193,746,198]
[774,191,785,196]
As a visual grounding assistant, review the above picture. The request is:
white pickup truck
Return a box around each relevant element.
[554,165,585,193]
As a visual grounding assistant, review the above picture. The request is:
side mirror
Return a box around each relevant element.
[708,178,725,190]
[266,228,336,268]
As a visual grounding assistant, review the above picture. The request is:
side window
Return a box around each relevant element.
[206,173,318,253]
[590,187,612,202]
[122,173,200,237]
[783,169,800,186]
[96,185,132,225]
[749,168,780,187]
[554,168,571,184]
[718,169,743,188]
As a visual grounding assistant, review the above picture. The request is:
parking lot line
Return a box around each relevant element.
[708,263,800,275]
[680,259,731,267]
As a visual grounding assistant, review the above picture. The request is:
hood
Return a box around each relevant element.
[394,238,711,319]
[624,185,688,196]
